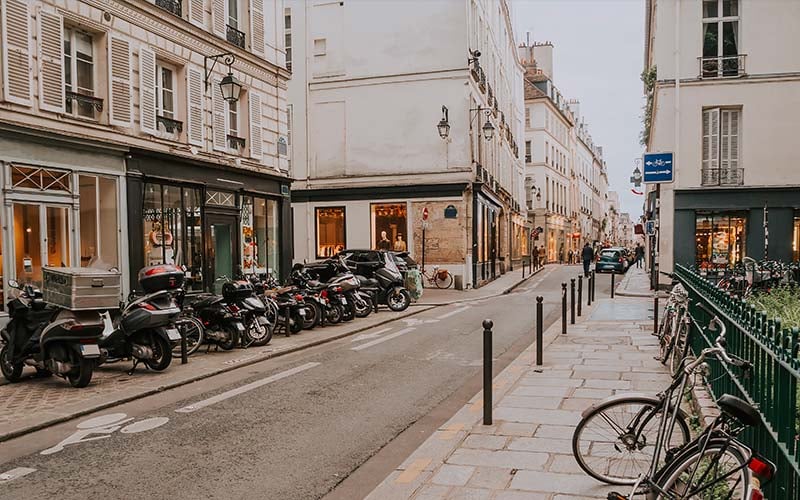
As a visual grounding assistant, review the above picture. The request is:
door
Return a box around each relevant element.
[205,213,238,292]
[12,203,72,286]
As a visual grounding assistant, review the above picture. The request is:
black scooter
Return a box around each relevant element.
[1,280,103,388]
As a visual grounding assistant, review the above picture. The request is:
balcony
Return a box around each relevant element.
[227,134,246,151]
[525,155,532,163]
[226,24,246,49]
[65,91,103,112]
[699,54,746,79]
[157,115,183,134]
[155,0,181,17]
[701,167,744,187]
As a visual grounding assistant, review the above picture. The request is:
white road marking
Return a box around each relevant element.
[351,327,392,342]
[436,306,470,320]
[175,362,321,413]
[351,327,416,351]
[0,468,36,482]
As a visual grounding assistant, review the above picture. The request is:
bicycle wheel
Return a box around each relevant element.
[434,271,453,289]
[655,440,749,499]
[657,308,676,362]
[173,316,204,356]
[668,316,691,377]
[572,397,691,485]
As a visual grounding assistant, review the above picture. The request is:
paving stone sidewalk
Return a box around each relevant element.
[366,297,671,500]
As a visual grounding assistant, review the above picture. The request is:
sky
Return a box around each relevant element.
[512,0,646,217]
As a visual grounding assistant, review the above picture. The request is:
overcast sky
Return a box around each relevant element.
[512,0,645,217]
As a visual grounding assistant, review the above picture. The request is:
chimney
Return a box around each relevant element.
[532,41,554,80]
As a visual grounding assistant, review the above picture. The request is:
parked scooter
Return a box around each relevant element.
[220,278,273,347]
[348,254,411,312]
[184,283,246,350]
[261,274,307,336]
[0,280,103,387]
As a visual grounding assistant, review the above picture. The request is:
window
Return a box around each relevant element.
[227,99,241,150]
[227,0,239,30]
[316,207,345,258]
[314,38,327,56]
[155,62,176,122]
[284,8,292,71]
[702,0,740,77]
[525,107,530,127]
[794,212,800,262]
[545,141,549,164]
[78,175,119,268]
[371,203,407,251]
[63,27,96,118]
[695,212,746,269]
[702,108,741,186]
[525,141,532,163]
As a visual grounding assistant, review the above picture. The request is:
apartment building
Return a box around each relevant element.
[287,0,526,288]
[0,0,291,318]
[644,0,800,277]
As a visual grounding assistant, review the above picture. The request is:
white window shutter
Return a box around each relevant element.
[250,0,265,56]
[709,108,719,171]
[212,79,227,151]
[186,66,204,147]
[108,35,132,127]
[139,47,157,134]
[189,0,204,28]
[1,0,32,106]
[212,0,225,38]
[37,10,64,113]
[249,92,262,160]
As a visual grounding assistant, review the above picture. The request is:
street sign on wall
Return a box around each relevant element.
[643,152,674,183]
[645,220,656,236]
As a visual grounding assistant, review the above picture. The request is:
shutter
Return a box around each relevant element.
[249,92,262,160]
[212,0,225,38]
[212,78,227,151]
[702,108,719,173]
[188,0,204,28]
[186,66,204,146]
[250,0,265,56]
[1,0,32,105]
[37,10,64,113]
[139,47,157,134]
[108,35,132,126]
[720,109,730,171]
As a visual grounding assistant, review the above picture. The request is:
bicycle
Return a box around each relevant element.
[421,265,453,289]
[655,273,691,376]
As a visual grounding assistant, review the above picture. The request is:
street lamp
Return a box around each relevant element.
[482,119,495,141]
[204,52,243,103]
[437,105,450,140]
[536,188,542,201]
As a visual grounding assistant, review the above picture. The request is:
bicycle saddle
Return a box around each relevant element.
[717,394,760,427]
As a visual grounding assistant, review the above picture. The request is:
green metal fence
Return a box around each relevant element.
[675,264,799,498]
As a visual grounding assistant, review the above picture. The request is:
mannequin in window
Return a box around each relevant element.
[376,231,391,251]
[394,234,407,252]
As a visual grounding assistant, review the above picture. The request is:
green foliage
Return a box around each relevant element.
[750,285,800,330]
[640,65,657,146]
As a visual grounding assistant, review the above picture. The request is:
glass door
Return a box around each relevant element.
[12,203,72,286]
[206,213,238,292]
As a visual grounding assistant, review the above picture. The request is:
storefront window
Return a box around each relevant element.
[266,199,280,276]
[316,207,345,258]
[371,203,407,251]
[183,188,203,291]
[695,212,747,269]
[79,175,119,268]
[0,227,3,311]
[793,212,800,262]
[162,185,183,267]
[13,204,43,286]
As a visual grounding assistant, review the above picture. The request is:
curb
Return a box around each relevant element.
[411,266,546,306]
[0,305,436,443]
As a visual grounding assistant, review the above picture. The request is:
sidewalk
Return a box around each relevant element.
[614,265,662,298]
[366,296,670,500]
[416,265,545,306]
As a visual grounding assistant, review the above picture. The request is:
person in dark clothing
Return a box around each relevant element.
[635,243,645,268]
[581,242,594,277]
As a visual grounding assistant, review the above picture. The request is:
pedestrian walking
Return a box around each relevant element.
[581,242,594,277]
[635,243,645,269]
[567,249,574,265]
[532,245,538,270]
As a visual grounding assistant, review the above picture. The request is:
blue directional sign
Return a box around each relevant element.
[643,152,674,183]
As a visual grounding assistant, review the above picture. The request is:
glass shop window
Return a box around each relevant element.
[79,175,119,268]
[371,203,407,252]
[695,212,747,270]
[316,207,345,258]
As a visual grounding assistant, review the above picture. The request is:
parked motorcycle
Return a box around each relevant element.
[1,280,103,387]
[221,278,273,347]
[184,290,245,350]
[340,250,411,312]
[261,275,306,336]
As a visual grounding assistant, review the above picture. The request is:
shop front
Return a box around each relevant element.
[0,130,126,322]
[126,151,291,293]
[473,189,502,287]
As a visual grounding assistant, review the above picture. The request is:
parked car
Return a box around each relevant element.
[595,247,630,274]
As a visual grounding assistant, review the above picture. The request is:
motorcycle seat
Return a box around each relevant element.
[356,275,379,288]
[188,294,223,309]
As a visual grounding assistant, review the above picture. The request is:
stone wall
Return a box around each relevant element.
[410,200,467,265]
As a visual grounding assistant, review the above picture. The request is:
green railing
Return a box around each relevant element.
[675,264,799,498]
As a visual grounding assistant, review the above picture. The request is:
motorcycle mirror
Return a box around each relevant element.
[8,279,19,289]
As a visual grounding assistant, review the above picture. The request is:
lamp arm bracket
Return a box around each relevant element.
[204,52,236,91]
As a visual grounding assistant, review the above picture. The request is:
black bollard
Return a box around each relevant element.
[180,328,188,365]
[482,319,493,425]
[570,278,576,325]
[654,294,659,334]
[587,273,592,307]
[285,306,292,337]
[561,283,567,335]
[522,259,526,279]
[591,270,596,302]
[611,271,616,299]
[372,293,379,313]
[577,275,583,317]
[536,296,543,365]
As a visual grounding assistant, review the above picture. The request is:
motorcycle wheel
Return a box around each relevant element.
[326,304,343,324]
[354,296,372,318]
[67,357,94,388]
[143,332,172,371]
[387,288,411,312]
[290,313,304,334]
[341,301,356,322]
[248,317,273,347]
[301,304,317,330]
[219,325,239,350]
[0,344,23,383]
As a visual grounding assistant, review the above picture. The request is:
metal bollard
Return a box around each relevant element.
[372,293,379,313]
[482,319,493,425]
[577,275,583,317]
[591,270,596,302]
[561,283,567,335]
[653,294,659,334]
[536,296,543,365]
[570,278,576,325]
[611,271,616,299]
[285,306,292,336]
[522,259,526,279]
[587,273,592,307]
[180,328,188,365]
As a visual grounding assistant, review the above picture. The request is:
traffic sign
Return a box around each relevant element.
[422,207,429,220]
[645,220,656,236]
[643,152,674,183]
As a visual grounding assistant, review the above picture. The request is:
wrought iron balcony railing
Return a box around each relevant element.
[65,91,103,112]
[226,24,246,49]
[157,115,183,134]
[701,167,744,186]
[699,54,746,79]
[525,155,532,163]
[227,134,246,150]
[155,0,181,17]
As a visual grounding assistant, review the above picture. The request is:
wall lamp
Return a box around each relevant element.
[437,105,450,139]
[204,52,243,103]
[470,105,495,141]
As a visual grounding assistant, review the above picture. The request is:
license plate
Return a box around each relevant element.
[340,297,347,305]
[80,344,101,356]
[166,328,181,341]
[234,323,245,332]
[298,309,306,316]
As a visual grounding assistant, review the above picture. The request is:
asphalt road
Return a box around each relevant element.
[0,264,612,500]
